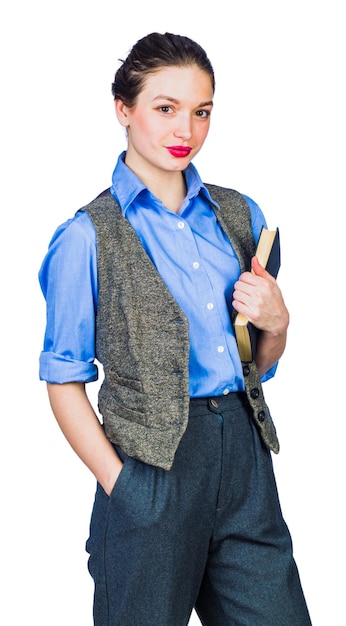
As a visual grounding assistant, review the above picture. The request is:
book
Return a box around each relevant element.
[234,226,281,362]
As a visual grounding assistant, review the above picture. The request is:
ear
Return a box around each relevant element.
[115,99,129,127]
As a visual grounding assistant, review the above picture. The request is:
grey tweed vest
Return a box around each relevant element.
[83,185,279,470]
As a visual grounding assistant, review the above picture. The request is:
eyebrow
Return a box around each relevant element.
[152,95,214,107]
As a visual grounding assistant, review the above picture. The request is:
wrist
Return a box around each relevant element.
[100,453,124,496]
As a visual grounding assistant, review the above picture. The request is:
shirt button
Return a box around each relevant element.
[223,388,230,395]
[207,302,214,310]
[192,261,200,269]
[217,345,225,353]
[178,221,185,229]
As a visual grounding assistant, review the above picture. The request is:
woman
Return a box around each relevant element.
[39,32,311,625]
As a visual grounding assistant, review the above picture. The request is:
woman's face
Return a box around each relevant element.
[115,64,214,180]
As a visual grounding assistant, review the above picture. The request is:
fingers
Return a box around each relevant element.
[232,271,279,326]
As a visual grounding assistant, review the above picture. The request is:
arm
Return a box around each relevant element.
[39,217,122,494]
[47,382,123,496]
[232,256,289,377]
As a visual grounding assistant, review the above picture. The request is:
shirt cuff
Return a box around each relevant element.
[39,351,98,384]
[260,362,278,383]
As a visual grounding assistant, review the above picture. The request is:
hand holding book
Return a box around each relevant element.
[234,227,281,362]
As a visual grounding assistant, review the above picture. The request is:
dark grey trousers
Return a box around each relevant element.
[86,392,311,625]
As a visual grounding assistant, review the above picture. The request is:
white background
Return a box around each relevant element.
[1,1,345,624]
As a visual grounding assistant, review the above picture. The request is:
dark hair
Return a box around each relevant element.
[111,32,215,107]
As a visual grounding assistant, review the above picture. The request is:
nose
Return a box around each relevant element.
[173,113,192,140]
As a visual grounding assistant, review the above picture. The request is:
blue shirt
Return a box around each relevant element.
[39,152,276,396]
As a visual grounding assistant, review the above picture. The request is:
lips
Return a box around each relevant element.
[166,146,192,158]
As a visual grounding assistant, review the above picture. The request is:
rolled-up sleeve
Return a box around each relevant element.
[38,211,99,384]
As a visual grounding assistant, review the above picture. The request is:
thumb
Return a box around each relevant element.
[251,255,267,276]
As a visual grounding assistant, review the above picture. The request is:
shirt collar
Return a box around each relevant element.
[110,151,219,215]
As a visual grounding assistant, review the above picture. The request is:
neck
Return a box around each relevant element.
[151,173,186,213]
[124,154,187,213]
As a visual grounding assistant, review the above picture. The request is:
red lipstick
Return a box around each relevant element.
[166,146,192,158]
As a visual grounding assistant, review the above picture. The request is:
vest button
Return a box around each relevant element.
[257,410,266,422]
[210,399,219,408]
[250,387,260,399]
[243,365,250,377]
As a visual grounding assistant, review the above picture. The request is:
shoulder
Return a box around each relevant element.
[39,210,98,296]
[47,210,96,250]
[39,211,97,286]
[204,184,266,243]
[204,183,260,213]
[241,194,267,240]
[82,188,119,218]
[204,182,244,202]
[204,183,253,224]
[204,183,253,217]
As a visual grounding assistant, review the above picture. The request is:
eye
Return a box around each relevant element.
[158,105,174,114]
[195,109,211,119]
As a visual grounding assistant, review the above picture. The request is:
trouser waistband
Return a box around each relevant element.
[189,391,248,416]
